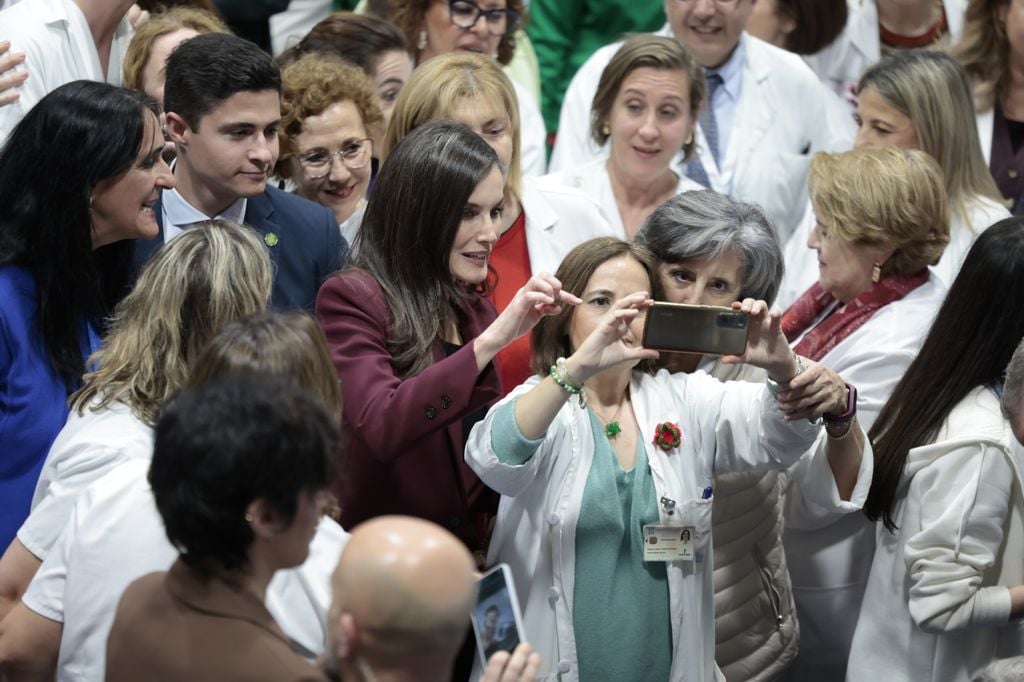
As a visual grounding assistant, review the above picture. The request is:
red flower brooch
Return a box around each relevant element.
[652,422,682,452]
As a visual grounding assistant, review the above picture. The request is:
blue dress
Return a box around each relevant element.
[0,266,99,552]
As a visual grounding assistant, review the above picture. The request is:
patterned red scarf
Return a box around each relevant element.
[781,271,929,361]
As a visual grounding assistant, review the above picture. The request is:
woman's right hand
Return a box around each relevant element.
[564,292,659,383]
[475,273,581,370]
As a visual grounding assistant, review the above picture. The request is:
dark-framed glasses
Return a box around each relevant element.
[297,138,373,179]
[448,0,519,37]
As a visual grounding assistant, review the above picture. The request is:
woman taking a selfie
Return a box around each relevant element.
[466,237,823,681]
[316,120,576,558]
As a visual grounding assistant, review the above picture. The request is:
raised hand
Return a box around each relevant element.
[475,273,580,370]
[566,292,660,382]
[720,298,798,382]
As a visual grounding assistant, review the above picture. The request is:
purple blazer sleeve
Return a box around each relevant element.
[315,271,502,465]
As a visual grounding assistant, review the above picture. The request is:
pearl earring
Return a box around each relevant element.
[417,30,427,51]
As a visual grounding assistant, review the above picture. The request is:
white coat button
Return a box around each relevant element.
[548,586,561,602]
[546,512,560,526]
[557,661,571,674]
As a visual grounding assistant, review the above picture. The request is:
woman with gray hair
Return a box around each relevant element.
[637,189,866,682]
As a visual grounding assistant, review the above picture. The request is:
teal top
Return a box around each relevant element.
[491,402,672,680]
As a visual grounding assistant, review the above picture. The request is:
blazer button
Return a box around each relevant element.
[440,394,453,409]
[425,405,436,420]
[546,512,561,526]
[557,661,571,674]
[548,586,561,602]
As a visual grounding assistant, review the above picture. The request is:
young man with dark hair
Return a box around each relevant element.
[134,32,345,313]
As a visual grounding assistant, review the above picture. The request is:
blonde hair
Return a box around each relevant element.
[123,6,229,93]
[70,221,272,425]
[809,147,950,277]
[381,51,522,199]
[857,50,1002,224]
[277,52,384,180]
[186,311,342,426]
[954,0,1009,112]
[590,34,705,161]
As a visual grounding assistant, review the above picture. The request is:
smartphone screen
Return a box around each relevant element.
[471,564,524,666]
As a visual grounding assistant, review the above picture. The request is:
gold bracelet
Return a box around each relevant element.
[826,418,856,441]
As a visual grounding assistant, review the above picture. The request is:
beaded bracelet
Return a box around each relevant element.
[549,357,586,407]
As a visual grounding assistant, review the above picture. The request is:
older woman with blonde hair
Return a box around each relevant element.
[277,52,383,247]
[381,52,613,389]
[956,0,1024,214]
[387,0,546,175]
[122,6,229,111]
[0,220,271,624]
[779,50,1008,308]
[541,34,705,239]
[780,145,951,679]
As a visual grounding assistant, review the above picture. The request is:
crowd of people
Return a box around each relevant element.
[0,0,1023,680]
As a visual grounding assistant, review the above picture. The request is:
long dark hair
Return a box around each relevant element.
[0,80,158,388]
[866,218,1024,531]
[352,120,500,378]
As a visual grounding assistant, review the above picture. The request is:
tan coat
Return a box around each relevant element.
[106,559,327,682]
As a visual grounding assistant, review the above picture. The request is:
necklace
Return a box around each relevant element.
[589,394,629,439]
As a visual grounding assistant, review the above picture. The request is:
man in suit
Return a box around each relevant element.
[133,32,345,313]
[549,0,855,243]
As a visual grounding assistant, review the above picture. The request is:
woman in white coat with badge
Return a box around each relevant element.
[541,34,705,240]
[465,237,823,681]
[382,52,615,390]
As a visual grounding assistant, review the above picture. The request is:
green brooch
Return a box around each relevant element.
[264,232,279,247]
[605,421,622,439]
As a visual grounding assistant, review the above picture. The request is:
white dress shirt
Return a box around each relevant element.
[161,186,247,243]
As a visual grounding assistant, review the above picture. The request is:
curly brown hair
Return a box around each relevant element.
[123,6,229,94]
[389,0,524,66]
[276,53,384,180]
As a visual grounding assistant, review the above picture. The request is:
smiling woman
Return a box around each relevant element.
[277,52,383,248]
[315,120,578,556]
[0,80,173,559]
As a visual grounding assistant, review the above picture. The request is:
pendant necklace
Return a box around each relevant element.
[589,394,629,440]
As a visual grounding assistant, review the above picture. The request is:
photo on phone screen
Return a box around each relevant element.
[471,564,525,666]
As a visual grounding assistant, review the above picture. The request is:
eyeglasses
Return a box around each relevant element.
[448,0,519,37]
[296,138,373,179]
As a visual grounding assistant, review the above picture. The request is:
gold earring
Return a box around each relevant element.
[871,263,881,283]
[601,122,610,136]
[684,133,693,146]
[245,513,254,523]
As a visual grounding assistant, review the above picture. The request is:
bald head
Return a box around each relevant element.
[330,516,477,671]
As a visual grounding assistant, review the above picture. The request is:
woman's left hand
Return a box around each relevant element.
[721,298,798,382]
[775,360,848,421]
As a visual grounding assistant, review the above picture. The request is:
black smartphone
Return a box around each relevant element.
[471,563,526,667]
[642,302,750,355]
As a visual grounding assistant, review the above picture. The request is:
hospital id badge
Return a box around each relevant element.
[642,524,695,562]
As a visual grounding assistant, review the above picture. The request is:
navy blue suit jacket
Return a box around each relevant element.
[132,186,347,313]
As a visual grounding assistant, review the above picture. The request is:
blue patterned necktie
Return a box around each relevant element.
[685,71,724,188]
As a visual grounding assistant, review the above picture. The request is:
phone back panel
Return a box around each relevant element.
[642,303,750,355]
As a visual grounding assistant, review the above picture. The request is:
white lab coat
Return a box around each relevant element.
[0,0,133,145]
[22,458,346,681]
[466,370,821,682]
[519,175,618,274]
[268,0,332,57]
[803,0,968,102]
[978,108,995,165]
[781,275,947,680]
[777,195,1008,311]
[549,31,854,242]
[846,387,1024,682]
[541,159,703,240]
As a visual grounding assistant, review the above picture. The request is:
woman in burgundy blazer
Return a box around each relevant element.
[316,121,576,555]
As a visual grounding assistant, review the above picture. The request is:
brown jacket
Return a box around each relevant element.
[106,559,326,682]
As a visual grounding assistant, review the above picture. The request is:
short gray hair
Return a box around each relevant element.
[1002,337,1024,428]
[972,657,1024,682]
[635,190,785,305]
